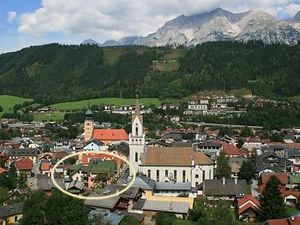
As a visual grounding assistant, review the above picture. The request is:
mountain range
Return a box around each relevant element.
[82,8,300,47]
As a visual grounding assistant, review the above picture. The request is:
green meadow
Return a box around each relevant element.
[49,98,161,111]
[0,95,33,115]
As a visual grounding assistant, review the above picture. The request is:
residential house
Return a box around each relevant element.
[229,157,248,175]
[258,173,289,193]
[237,195,261,222]
[132,174,195,209]
[83,139,106,151]
[65,180,85,194]
[37,174,64,195]
[0,202,23,225]
[203,178,247,201]
[132,199,189,224]
[7,148,39,163]
[8,188,30,201]
[194,141,222,159]
[263,216,300,225]
[15,158,33,177]
[255,152,292,175]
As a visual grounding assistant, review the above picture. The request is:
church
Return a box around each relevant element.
[128,99,215,188]
[83,98,215,188]
[83,109,128,144]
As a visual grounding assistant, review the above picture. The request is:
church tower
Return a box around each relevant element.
[129,96,145,174]
[84,109,94,142]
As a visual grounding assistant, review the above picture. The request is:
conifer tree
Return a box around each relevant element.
[259,176,287,220]
[216,151,231,178]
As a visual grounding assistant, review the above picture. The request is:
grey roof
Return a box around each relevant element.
[65,180,85,191]
[89,209,124,225]
[197,142,222,148]
[132,174,155,190]
[172,142,193,147]
[7,148,40,157]
[154,182,193,191]
[85,109,94,116]
[132,198,146,210]
[204,179,247,197]
[84,192,120,209]
[120,187,143,199]
[0,202,23,218]
[142,200,189,214]
[255,152,292,173]
[37,174,64,191]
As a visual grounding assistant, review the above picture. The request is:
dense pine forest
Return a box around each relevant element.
[0,42,299,104]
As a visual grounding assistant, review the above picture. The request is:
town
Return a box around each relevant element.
[1,94,300,225]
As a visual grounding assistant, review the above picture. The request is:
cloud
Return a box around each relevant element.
[18,0,300,41]
[8,11,17,23]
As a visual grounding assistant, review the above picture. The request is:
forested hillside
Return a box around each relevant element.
[0,42,299,104]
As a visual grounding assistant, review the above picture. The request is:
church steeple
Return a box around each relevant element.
[131,94,143,137]
[129,94,145,174]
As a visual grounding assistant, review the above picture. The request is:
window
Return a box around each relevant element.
[183,170,186,182]
[195,174,199,179]
[202,170,206,180]
[156,170,160,182]
[135,124,139,136]
[174,170,177,182]
[147,170,151,178]
[135,152,138,162]
[195,182,199,187]
[165,170,168,177]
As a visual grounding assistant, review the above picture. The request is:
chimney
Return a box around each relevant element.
[222,177,226,185]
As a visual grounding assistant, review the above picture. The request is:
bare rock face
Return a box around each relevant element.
[134,8,300,46]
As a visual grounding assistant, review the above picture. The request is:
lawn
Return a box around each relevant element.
[174,219,197,225]
[102,47,128,65]
[0,95,33,115]
[32,111,65,121]
[153,61,180,72]
[290,96,300,104]
[286,206,298,217]
[49,98,161,111]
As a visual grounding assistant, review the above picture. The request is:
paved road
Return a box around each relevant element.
[182,121,263,129]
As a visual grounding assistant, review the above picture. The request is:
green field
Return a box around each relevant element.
[49,98,161,111]
[174,219,197,225]
[0,95,33,115]
[32,111,65,121]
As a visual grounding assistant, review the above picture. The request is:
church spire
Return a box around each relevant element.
[135,94,141,116]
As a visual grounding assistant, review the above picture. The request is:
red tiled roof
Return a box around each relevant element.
[41,162,51,171]
[92,129,128,141]
[52,151,69,160]
[141,147,213,166]
[15,158,33,171]
[81,153,123,168]
[0,167,7,174]
[238,195,260,207]
[261,173,288,185]
[280,189,300,198]
[238,195,260,215]
[221,142,246,156]
[238,202,260,214]
[266,217,300,225]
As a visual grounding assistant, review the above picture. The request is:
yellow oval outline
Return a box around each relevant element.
[50,150,136,200]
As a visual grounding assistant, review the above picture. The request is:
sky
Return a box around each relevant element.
[0,0,300,53]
